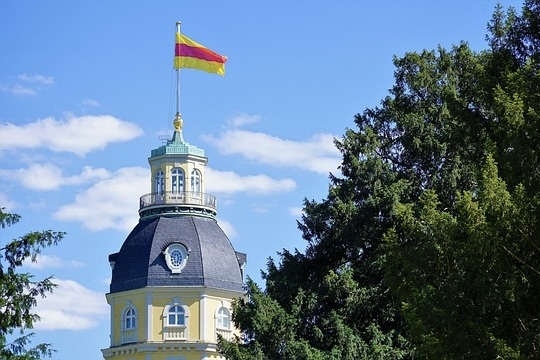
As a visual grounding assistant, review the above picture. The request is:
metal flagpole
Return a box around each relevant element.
[174,21,182,131]
[176,21,181,116]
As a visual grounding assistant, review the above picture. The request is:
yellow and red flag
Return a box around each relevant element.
[174,33,227,76]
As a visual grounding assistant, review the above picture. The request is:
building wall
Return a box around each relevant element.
[150,157,207,195]
[109,290,147,346]
[104,287,241,360]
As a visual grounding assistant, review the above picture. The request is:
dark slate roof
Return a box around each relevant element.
[109,215,245,294]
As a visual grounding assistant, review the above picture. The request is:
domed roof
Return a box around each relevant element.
[108,215,245,294]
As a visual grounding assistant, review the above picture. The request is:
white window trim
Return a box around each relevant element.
[215,305,231,330]
[155,170,164,194]
[120,301,138,344]
[171,168,185,194]
[190,169,201,193]
[163,243,189,274]
[166,304,185,326]
[215,302,232,342]
[162,297,190,341]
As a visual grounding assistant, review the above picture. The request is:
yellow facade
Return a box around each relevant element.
[150,162,206,193]
[103,287,241,360]
[149,151,207,195]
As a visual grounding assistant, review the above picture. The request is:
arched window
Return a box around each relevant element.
[155,170,164,194]
[190,169,201,193]
[124,307,136,330]
[167,305,185,326]
[216,307,230,329]
[171,168,184,194]
[163,299,189,340]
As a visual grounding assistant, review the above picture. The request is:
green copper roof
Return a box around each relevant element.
[150,130,205,157]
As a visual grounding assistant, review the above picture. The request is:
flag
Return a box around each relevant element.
[174,33,227,76]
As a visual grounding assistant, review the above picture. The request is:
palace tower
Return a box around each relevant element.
[101,114,246,360]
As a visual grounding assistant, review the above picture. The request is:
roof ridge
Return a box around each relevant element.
[191,216,205,286]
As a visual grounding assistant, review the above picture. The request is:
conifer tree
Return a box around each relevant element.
[0,208,64,359]
[219,1,540,358]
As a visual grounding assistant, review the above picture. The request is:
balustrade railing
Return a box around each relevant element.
[139,191,217,211]
[216,328,232,341]
[120,329,137,344]
[163,325,187,340]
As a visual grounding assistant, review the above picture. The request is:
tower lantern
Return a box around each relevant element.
[140,113,215,220]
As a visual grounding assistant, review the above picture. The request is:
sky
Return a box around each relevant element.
[0,1,523,359]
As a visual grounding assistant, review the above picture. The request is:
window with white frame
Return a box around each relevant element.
[190,169,201,193]
[120,304,138,344]
[163,299,189,341]
[155,170,164,194]
[163,243,189,274]
[124,307,137,330]
[216,307,230,329]
[171,168,185,194]
[167,305,185,326]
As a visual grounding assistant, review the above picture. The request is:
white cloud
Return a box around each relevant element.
[82,98,100,107]
[18,73,55,85]
[289,206,303,218]
[228,113,261,128]
[203,129,340,175]
[51,164,293,232]
[206,168,296,194]
[17,163,63,190]
[24,254,86,270]
[0,73,54,96]
[0,115,143,156]
[33,278,108,331]
[0,163,111,191]
[0,83,36,95]
[53,166,148,232]
[217,218,237,239]
[49,162,296,232]
[0,192,16,211]
[64,166,111,185]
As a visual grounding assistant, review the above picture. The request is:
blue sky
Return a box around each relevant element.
[0,1,522,359]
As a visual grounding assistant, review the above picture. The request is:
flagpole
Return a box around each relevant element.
[174,21,182,131]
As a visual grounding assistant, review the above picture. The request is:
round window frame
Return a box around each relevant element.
[164,243,189,273]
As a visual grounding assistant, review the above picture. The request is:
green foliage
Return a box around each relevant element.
[218,278,326,360]
[0,208,65,359]
[385,157,540,358]
[219,1,540,358]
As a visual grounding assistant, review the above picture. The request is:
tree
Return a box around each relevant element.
[380,1,540,356]
[0,208,65,359]
[385,157,540,358]
[219,1,540,358]
[218,279,326,360]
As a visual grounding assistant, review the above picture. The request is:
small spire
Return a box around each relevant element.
[173,113,183,131]
[171,113,185,144]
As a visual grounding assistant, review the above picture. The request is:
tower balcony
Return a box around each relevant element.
[139,191,217,218]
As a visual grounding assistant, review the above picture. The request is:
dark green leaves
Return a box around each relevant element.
[0,208,65,359]
[219,2,540,359]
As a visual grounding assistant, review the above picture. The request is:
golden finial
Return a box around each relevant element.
[173,113,183,131]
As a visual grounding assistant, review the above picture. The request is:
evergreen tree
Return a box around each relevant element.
[0,208,65,359]
[219,1,540,358]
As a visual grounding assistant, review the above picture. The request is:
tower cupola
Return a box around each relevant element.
[139,113,217,219]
